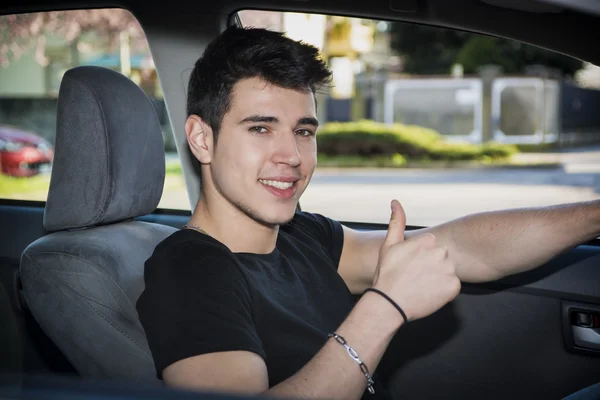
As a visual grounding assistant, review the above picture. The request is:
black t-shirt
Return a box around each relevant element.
[137,211,389,399]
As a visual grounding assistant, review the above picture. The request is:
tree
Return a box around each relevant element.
[390,21,583,77]
[390,23,470,75]
[0,9,148,68]
[456,36,582,77]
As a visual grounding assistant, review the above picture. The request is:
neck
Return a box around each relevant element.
[188,187,279,255]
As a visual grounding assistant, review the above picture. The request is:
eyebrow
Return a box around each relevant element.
[239,115,319,127]
[298,117,319,127]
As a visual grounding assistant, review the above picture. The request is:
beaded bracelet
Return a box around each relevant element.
[328,332,375,394]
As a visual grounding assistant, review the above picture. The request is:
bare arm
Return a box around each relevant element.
[339,200,600,293]
[425,200,600,282]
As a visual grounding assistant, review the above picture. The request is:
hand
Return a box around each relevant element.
[372,199,461,321]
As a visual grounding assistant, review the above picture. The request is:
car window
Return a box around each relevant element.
[0,9,187,210]
[238,10,600,227]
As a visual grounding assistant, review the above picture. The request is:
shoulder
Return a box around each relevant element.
[138,229,254,325]
[150,229,229,260]
[148,229,235,266]
[142,229,247,292]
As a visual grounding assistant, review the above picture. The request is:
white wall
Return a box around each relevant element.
[0,47,46,97]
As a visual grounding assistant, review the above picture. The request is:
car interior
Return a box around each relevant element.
[1,0,599,399]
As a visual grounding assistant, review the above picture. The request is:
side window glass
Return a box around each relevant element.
[239,10,600,226]
[0,9,188,210]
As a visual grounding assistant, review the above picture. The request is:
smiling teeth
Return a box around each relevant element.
[260,180,294,190]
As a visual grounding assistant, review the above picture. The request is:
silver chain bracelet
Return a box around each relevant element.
[328,332,375,394]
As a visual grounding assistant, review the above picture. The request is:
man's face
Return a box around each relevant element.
[208,77,318,227]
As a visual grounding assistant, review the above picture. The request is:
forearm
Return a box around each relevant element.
[267,292,402,400]
[439,200,600,282]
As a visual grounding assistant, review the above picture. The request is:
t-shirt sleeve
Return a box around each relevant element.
[136,240,265,379]
[284,211,345,270]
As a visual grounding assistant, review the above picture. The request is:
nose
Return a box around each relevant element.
[272,131,301,167]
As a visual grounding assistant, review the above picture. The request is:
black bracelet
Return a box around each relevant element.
[363,288,408,324]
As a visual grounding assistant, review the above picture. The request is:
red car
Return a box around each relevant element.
[0,126,54,177]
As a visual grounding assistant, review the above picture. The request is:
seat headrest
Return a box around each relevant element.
[44,66,166,232]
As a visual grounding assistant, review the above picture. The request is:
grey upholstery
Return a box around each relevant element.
[44,66,166,232]
[20,66,177,382]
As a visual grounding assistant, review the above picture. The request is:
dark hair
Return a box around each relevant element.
[186,26,332,137]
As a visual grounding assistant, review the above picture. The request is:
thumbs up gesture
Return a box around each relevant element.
[372,200,461,322]
[380,199,407,251]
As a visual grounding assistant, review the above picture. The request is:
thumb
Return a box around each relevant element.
[383,199,406,249]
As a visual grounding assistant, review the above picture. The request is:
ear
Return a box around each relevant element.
[185,115,214,164]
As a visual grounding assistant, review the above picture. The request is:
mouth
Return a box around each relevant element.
[259,178,299,199]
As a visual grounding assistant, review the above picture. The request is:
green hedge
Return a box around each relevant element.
[317,120,518,161]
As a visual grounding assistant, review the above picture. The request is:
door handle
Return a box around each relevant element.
[562,300,600,356]
[572,326,600,351]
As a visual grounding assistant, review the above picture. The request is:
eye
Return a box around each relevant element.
[295,129,315,137]
[249,126,269,134]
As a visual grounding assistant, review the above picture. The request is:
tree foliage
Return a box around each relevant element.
[390,23,470,75]
[0,9,147,67]
[455,36,582,76]
[390,22,583,77]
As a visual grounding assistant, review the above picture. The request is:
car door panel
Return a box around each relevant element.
[378,245,600,400]
[379,289,600,399]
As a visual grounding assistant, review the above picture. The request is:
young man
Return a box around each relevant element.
[136,26,600,400]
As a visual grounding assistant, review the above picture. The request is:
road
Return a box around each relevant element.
[159,147,600,227]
